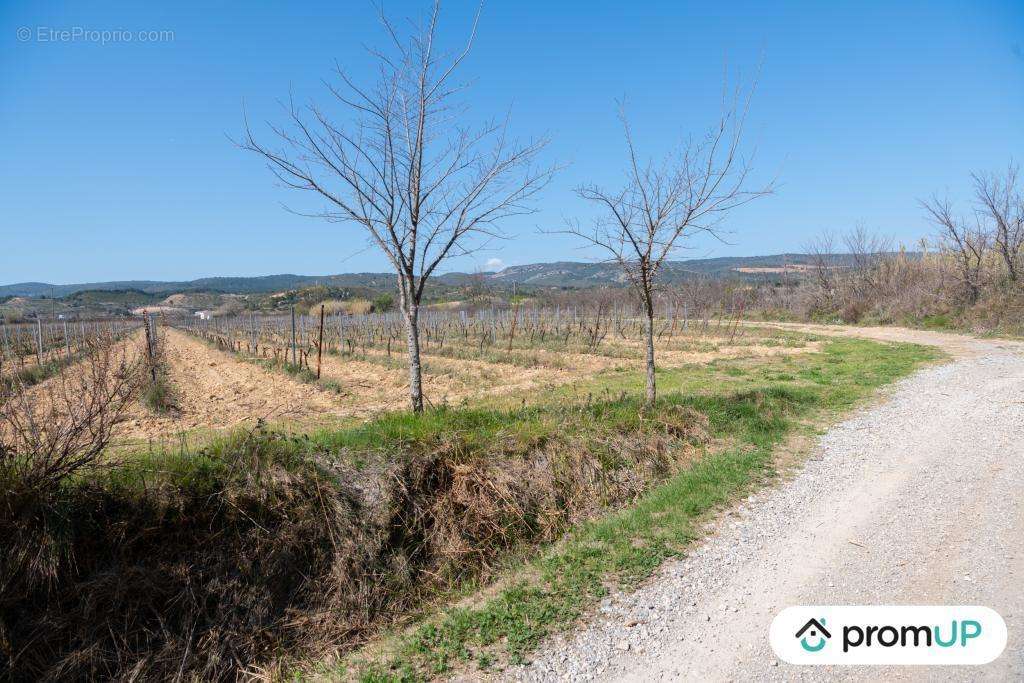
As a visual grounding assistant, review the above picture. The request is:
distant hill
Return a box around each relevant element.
[484,254,849,287]
[1,253,875,299]
[0,275,338,298]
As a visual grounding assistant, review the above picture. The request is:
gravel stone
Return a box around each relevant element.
[502,331,1024,682]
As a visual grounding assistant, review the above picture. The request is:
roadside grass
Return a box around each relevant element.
[336,338,939,680]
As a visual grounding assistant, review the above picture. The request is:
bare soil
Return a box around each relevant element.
[17,324,826,446]
[127,327,823,443]
[113,329,351,444]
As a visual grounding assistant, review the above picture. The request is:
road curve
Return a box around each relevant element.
[508,326,1024,681]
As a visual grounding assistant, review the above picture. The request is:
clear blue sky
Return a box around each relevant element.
[2,1,1022,284]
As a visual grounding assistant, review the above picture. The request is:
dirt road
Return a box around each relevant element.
[511,325,1024,681]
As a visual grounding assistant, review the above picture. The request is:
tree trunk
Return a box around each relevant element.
[1005,247,1018,282]
[644,300,656,408]
[404,303,424,413]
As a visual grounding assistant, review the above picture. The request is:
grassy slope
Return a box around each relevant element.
[337,337,939,680]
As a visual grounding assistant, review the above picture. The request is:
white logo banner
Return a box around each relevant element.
[769,606,1007,665]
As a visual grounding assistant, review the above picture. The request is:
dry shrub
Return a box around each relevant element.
[0,406,710,681]
[957,284,1024,334]
[341,299,373,315]
[1,457,358,681]
[318,299,350,315]
[316,298,374,316]
[0,342,143,495]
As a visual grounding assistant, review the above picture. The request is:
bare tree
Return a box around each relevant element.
[973,165,1023,282]
[842,225,893,301]
[921,196,988,303]
[565,90,772,407]
[241,3,553,411]
[803,229,838,305]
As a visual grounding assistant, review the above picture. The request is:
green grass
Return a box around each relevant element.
[1,357,70,393]
[918,313,955,330]
[141,373,177,414]
[334,338,939,680]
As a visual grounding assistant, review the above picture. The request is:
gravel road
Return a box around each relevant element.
[507,327,1024,681]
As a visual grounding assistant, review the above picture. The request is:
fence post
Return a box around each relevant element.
[143,314,157,383]
[290,306,298,366]
[35,317,43,364]
[317,304,325,379]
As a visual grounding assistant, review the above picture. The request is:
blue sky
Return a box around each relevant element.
[2,1,1022,284]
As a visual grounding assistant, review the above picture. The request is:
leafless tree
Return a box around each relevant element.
[921,196,988,303]
[564,89,772,407]
[841,225,893,301]
[803,230,838,304]
[241,3,553,411]
[973,165,1023,282]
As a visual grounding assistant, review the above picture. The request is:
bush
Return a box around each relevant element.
[372,293,395,313]
[0,399,709,680]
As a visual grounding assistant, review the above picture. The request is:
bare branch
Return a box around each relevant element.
[239,3,554,411]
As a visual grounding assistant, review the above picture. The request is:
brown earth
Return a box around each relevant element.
[114,329,351,445]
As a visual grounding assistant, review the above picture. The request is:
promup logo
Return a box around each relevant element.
[770,606,1006,665]
[795,617,831,652]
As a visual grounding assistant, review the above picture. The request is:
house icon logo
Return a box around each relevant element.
[795,617,831,652]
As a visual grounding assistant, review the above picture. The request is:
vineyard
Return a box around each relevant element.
[178,303,766,373]
[0,318,139,390]
[1,305,818,449]
[157,305,815,435]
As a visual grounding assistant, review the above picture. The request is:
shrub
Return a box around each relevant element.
[372,293,395,313]
[0,399,709,680]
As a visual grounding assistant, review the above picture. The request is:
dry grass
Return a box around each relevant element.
[7,325,817,448]
[0,400,710,681]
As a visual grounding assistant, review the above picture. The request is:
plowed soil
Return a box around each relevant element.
[15,325,823,447]
[114,329,351,444]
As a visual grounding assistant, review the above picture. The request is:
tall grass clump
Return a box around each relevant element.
[0,394,710,681]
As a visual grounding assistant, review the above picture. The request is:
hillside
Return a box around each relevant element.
[1,253,861,300]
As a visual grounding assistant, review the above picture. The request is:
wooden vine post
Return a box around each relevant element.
[35,317,43,364]
[316,304,325,379]
[143,313,157,383]
[507,303,519,352]
[290,306,298,367]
